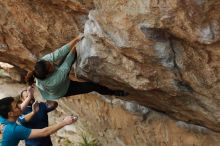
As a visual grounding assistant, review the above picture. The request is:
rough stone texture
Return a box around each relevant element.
[55,94,220,146]
[0,0,220,145]
[75,0,220,131]
[0,0,90,69]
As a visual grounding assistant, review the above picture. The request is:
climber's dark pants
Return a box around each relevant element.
[65,81,116,96]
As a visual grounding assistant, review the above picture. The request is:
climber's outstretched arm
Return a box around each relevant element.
[41,34,84,62]
[70,46,77,54]
[28,116,77,139]
[67,34,84,49]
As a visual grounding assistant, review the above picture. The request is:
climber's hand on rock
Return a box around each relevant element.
[68,34,84,49]
[75,34,84,42]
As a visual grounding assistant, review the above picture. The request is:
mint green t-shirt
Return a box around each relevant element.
[36,44,76,100]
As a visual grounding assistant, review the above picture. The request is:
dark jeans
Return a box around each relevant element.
[65,81,117,97]
[25,139,52,146]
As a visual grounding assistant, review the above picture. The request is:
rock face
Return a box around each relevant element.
[0,0,220,145]
[76,0,220,131]
[55,94,220,146]
[1,78,220,146]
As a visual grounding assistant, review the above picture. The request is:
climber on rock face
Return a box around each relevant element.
[25,35,128,100]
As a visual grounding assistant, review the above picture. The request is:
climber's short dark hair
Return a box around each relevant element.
[25,60,49,85]
[34,60,48,79]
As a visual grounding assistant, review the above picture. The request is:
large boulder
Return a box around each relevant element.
[0,0,219,138]
[76,0,220,131]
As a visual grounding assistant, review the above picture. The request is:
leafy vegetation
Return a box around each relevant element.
[78,133,98,146]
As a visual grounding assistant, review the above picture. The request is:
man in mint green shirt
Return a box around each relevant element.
[26,35,128,100]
